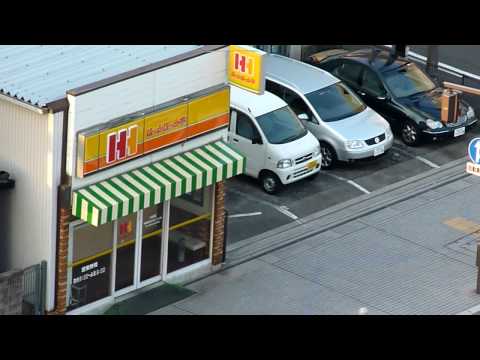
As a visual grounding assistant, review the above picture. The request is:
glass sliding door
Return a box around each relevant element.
[140,204,164,282]
[114,213,137,292]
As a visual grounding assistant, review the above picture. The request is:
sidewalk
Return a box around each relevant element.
[150,159,480,315]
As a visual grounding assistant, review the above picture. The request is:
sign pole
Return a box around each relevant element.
[466,138,480,294]
[477,242,480,294]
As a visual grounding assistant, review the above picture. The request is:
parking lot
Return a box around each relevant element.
[225,62,480,245]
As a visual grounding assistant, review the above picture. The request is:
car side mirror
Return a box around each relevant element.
[252,136,263,145]
[298,113,309,121]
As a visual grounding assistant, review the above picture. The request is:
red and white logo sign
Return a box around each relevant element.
[106,125,139,164]
[234,52,254,76]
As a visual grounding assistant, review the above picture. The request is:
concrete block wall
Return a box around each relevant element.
[0,269,24,315]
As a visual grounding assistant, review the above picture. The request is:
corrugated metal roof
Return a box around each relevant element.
[0,45,202,108]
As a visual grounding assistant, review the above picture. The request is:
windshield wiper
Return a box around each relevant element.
[279,132,305,144]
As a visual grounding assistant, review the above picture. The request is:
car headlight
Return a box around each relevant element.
[426,119,443,130]
[345,140,365,150]
[313,144,321,157]
[386,126,393,139]
[467,106,475,119]
[277,159,293,169]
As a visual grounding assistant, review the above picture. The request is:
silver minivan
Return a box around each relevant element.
[264,54,394,169]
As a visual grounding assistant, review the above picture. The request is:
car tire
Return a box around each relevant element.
[401,121,422,147]
[320,142,337,169]
[260,172,283,195]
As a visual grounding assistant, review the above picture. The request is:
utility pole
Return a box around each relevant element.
[426,45,439,77]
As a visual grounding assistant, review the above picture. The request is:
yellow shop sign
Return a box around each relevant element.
[76,86,230,178]
[228,45,266,94]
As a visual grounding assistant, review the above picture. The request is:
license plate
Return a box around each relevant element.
[306,160,317,170]
[373,145,385,157]
[454,127,465,137]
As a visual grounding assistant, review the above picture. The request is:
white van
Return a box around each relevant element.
[229,85,322,194]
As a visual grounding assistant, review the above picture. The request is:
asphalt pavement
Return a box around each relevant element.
[151,161,480,315]
[225,117,480,245]
[224,47,480,246]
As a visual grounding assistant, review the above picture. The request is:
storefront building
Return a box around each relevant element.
[0,45,246,314]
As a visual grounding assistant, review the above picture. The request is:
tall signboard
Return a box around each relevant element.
[228,45,266,95]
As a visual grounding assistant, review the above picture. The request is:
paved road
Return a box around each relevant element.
[152,174,480,315]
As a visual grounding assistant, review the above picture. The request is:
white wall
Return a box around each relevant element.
[68,48,229,191]
[0,99,61,311]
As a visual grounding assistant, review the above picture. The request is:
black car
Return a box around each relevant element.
[307,48,478,146]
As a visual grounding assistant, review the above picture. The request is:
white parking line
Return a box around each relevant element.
[415,156,440,169]
[324,173,371,195]
[276,206,299,220]
[229,212,263,219]
[227,188,304,224]
[456,303,480,315]
[346,180,371,194]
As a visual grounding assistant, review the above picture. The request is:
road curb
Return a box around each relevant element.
[225,157,469,265]
[183,157,471,287]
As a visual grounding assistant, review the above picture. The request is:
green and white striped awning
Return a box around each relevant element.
[72,140,246,227]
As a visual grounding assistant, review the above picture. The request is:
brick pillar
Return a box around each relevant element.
[49,207,72,315]
[212,181,226,265]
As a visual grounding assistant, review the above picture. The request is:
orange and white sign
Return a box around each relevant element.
[144,104,188,154]
[467,162,480,176]
[77,87,230,178]
[228,45,265,94]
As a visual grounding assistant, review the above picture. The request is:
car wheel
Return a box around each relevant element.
[401,121,422,146]
[320,142,337,169]
[260,172,283,195]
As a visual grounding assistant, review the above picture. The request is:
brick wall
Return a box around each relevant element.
[212,181,225,265]
[49,207,72,315]
[0,269,24,315]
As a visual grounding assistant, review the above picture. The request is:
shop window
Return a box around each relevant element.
[68,222,114,310]
[167,185,213,273]
[141,204,164,282]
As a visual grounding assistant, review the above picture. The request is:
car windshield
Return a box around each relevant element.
[305,82,366,122]
[383,63,436,98]
[256,106,307,144]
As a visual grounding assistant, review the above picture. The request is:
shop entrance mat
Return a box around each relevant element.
[104,283,195,315]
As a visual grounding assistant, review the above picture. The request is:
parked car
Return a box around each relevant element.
[264,53,394,169]
[308,48,478,146]
[229,85,321,194]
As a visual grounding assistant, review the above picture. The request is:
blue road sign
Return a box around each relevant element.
[468,138,480,164]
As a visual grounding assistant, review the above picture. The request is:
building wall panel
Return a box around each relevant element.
[69,48,228,191]
[0,99,54,276]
